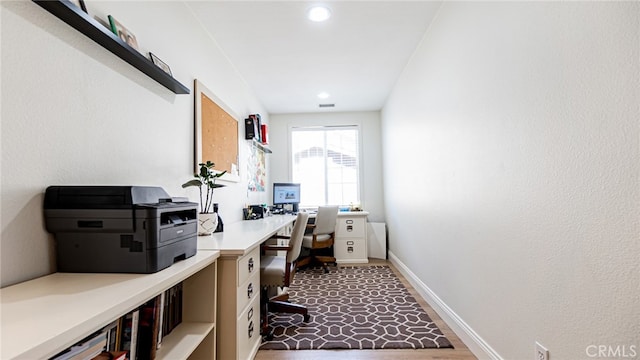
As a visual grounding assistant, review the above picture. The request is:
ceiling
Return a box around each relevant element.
[186,1,442,114]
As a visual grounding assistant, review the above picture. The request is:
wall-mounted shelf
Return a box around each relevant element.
[251,139,272,153]
[33,0,190,95]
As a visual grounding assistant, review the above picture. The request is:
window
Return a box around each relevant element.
[291,126,360,207]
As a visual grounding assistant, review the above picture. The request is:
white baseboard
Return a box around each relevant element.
[388,251,503,360]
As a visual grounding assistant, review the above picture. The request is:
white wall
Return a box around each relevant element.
[269,111,385,222]
[1,1,269,287]
[382,2,639,359]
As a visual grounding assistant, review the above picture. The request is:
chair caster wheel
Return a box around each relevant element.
[303,314,311,322]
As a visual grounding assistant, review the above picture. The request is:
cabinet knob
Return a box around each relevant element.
[248,258,254,272]
[247,283,253,298]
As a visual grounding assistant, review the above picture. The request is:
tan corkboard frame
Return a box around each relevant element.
[194,79,240,182]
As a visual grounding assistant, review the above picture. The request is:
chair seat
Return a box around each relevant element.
[260,255,286,286]
[302,233,332,248]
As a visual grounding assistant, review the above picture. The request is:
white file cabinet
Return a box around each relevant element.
[217,247,261,360]
[334,212,369,263]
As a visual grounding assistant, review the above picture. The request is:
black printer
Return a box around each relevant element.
[44,186,198,273]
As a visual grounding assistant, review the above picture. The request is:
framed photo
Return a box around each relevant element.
[69,0,87,13]
[108,15,139,50]
[149,53,172,77]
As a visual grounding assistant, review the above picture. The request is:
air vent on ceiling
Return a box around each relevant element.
[319,103,335,108]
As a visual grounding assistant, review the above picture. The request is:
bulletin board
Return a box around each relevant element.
[194,79,239,181]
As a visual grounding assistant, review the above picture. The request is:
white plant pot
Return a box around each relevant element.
[198,212,218,236]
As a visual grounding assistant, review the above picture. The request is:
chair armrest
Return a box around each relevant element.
[262,245,291,252]
[270,235,292,240]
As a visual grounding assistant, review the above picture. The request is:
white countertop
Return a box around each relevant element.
[197,215,297,257]
[336,211,369,216]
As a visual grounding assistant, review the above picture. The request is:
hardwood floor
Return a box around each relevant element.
[255,260,478,360]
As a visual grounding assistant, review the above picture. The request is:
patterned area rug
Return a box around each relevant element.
[260,265,453,350]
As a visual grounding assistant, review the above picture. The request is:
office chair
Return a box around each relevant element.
[296,205,339,273]
[260,212,310,340]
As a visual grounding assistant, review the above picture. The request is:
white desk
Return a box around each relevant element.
[198,215,296,257]
[197,215,297,360]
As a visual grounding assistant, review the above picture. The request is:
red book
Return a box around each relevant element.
[260,124,268,145]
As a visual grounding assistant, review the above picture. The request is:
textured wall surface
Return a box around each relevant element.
[382,2,639,359]
[1,1,268,287]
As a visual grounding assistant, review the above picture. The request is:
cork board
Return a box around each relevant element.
[194,79,239,181]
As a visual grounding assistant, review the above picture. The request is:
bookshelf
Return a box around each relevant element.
[0,251,219,360]
[250,139,272,154]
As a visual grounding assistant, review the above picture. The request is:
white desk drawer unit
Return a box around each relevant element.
[336,216,366,238]
[334,212,369,263]
[238,247,259,285]
[237,296,261,360]
[237,271,259,317]
[216,247,261,360]
[236,249,261,359]
[335,238,367,261]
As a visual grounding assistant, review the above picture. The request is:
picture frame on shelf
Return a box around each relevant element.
[149,53,172,76]
[69,0,87,13]
[108,15,139,50]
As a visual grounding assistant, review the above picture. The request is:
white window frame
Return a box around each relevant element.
[288,124,362,208]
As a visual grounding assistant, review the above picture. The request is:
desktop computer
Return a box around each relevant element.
[272,182,300,214]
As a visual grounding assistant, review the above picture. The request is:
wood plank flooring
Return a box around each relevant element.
[255,260,478,360]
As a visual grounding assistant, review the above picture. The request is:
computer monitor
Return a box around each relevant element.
[273,182,300,213]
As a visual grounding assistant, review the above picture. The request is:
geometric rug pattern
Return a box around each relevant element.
[260,265,453,350]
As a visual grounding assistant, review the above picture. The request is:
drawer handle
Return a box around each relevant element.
[347,246,354,253]
[248,321,254,338]
[247,283,253,298]
[248,258,254,273]
[347,225,353,231]
[347,241,354,245]
[248,308,253,321]
[346,220,353,224]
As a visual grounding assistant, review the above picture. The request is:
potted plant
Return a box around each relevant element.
[182,161,226,235]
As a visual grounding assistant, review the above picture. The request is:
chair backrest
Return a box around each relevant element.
[287,212,309,263]
[313,206,339,235]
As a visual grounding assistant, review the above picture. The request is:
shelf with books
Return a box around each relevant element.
[156,322,215,359]
[0,251,219,360]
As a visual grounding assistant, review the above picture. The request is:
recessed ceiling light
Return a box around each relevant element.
[308,6,331,22]
[317,92,330,99]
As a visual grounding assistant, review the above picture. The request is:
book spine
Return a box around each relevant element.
[156,292,165,350]
[129,310,139,360]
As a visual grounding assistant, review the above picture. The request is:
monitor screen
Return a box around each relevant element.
[273,183,301,205]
